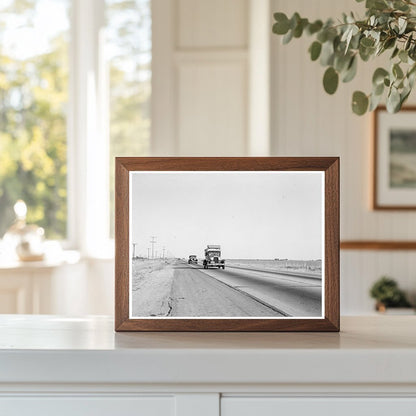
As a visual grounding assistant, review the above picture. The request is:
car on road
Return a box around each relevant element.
[188,255,198,264]
[203,245,225,269]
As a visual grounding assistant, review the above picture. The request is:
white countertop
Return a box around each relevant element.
[0,315,415,386]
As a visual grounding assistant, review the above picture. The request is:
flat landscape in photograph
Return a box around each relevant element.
[131,258,322,318]
[130,171,324,319]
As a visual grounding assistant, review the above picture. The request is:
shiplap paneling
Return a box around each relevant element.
[177,0,248,49]
[152,0,249,156]
[177,61,247,156]
[271,0,416,314]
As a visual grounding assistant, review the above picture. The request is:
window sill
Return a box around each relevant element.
[0,250,81,271]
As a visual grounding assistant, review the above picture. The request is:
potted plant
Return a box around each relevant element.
[272,0,416,115]
[369,276,413,312]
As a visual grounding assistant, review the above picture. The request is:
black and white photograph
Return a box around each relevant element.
[129,171,324,319]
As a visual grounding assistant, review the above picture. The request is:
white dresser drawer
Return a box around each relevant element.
[221,397,416,416]
[0,396,175,416]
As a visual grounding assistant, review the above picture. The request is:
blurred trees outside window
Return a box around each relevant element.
[0,0,70,239]
[0,0,151,241]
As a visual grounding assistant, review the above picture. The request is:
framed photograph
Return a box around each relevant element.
[115,157,339,332]
[374,106,416,209]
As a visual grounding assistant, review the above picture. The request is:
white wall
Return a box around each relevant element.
[152,0,257,157]
[271,0,416,313]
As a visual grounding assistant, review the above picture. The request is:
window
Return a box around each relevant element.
[0,0,70,239]
[106,0,151,237]
[0,0,151,252]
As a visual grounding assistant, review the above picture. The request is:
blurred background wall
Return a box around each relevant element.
[1,0,415,315]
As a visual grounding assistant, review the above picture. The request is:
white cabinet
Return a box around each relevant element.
[0,316,415,416]
[0,256,114,315]
[222,398,416,416]
[1,397,175,416]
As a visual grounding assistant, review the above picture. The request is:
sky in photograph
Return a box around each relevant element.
[130,171,323,260]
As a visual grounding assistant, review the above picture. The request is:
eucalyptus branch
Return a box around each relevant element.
[272,0,416,115]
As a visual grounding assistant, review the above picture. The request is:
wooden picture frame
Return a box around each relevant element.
[115,157,339,332]
[373,106,416,210]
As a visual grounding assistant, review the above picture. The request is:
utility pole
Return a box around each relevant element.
[132,243,137,259]
[150,236,156,259]
[162,247,166,259]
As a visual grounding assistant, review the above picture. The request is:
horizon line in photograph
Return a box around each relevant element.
[131,252,322,262]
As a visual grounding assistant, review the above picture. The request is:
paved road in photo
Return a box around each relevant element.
[169,261,321,317]
[168,264,284,317]
[194,264,322,317]
[131,259,322,317]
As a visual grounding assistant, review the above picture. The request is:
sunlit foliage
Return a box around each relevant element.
[0,1,69,237]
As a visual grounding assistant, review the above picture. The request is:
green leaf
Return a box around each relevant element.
[309,41,322,61]
[352,91,369,115]
[359,45,375,61]
[333,35,341,51]
[393,0,409,11]
[383,37,396,50]
[399,49,408,63]
[350,32,361,49]
[316,25,337,44]
[408,68,416,88]
[387,87,401,112]
[293,18,308,38]
[360,37,375,48]
[372,68,389,86]
[374,82,385,96]
[409,44,416,60]
[273,13,290,35]
[391,47,399,59]
[307,20,323,35]
[400,87,411,106]
[369,92,383,111]
[405,34,413,51]
[334,52,351,72]
[290,12,301,30]
[320,40,335,66]
[282,29,293,44]
[408,63,416,78]
[366,0,388,10]
[342,56,357,83]
[393,63,404,79]
[323,67,339,94]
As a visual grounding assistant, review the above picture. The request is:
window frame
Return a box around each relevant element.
[67,0,111,257]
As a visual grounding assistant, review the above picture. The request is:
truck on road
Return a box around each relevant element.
[203,245,225,269]
[188,255,198,264]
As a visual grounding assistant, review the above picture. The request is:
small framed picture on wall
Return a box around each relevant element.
[374,106,416,209]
